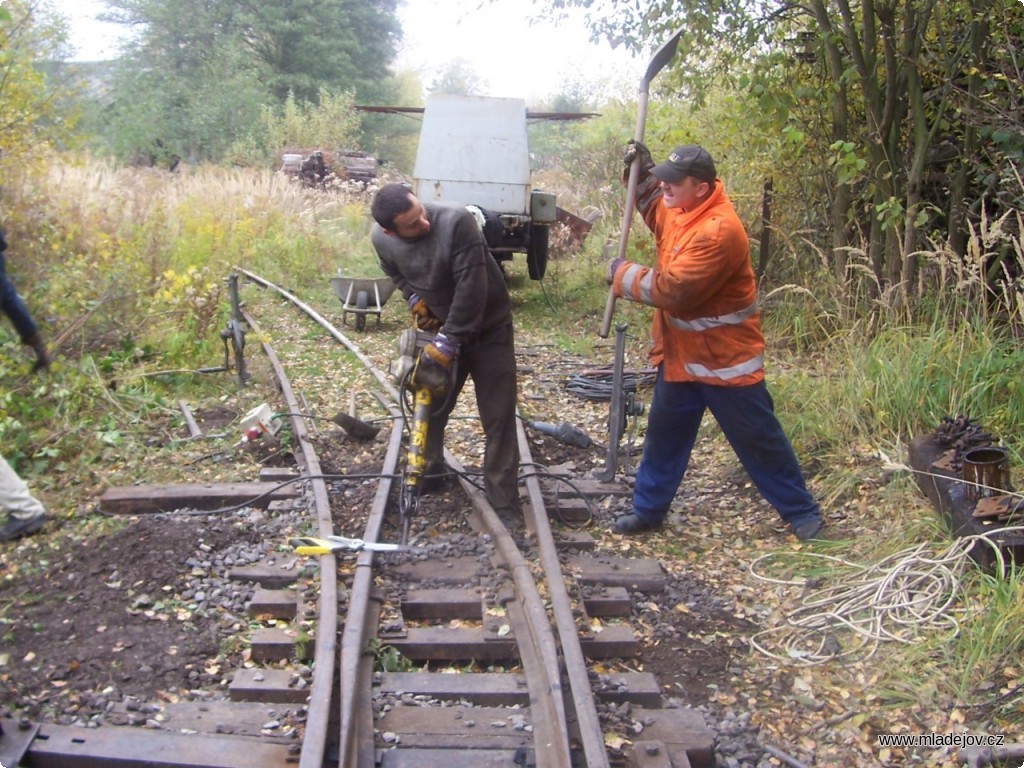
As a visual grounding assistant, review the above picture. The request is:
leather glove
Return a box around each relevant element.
[622,140,652,182]
[413,333,458,396]
[407,293,442,332]
[605,257,625,285]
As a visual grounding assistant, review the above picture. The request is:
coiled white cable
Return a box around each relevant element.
[748,526,1022,666]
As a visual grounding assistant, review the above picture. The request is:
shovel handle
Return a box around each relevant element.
[596,28,682,340]
[599,288,617,339]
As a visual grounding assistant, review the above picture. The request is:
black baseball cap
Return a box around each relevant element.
[651,145,717,183]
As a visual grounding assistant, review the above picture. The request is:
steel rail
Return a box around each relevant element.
[242,309,339,768]
[239,271,575,766]
[337,399,405,768]
[516,414,610,768]
[445,448,574,768]
[236,267,401,402]
[234,270,406,766]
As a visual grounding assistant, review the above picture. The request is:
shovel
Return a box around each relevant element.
[331,390,380,440]
[599,28,684,339]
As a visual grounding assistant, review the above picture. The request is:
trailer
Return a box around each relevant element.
[412,95,561,281]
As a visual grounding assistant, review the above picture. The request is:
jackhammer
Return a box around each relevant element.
[393,328,448,544]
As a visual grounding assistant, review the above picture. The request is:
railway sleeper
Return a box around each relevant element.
[375,670,663,708]
[2,716,300,768]
[375,747,539,767]
[371,704,713,767]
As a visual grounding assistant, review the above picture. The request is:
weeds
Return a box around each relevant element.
[369,639,415,673]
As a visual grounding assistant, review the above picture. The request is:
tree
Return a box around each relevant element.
[538,0,1023,302]
[235,0,401,104]
[358,67,423,173]
[427,59,488,97]
[0,0,77,166]
[104,39,267,165]
[97,0,402,164]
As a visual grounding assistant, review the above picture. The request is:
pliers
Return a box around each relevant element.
[290,535,408,556]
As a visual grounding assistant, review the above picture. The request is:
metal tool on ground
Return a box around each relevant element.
[331,411,380,440]
[198,273,250,385]
[959,742,1024,768]
[290,535,411,555]
[596,322,646,481]
[330,391,379,439]
[525,420,593,449]
[599,28,684,339]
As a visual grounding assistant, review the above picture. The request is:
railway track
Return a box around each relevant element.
[1,271,714,768]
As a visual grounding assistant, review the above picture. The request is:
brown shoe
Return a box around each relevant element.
[26,333,52,373]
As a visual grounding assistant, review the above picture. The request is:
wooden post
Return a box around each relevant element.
[756,178,774,282]
[178,400,203,438]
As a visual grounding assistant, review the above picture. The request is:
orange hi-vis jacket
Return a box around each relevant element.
[610,179,765,387]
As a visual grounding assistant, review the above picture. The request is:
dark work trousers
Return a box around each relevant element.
[424,322,520,510]
[631,367,820,528]
[0,252,38,343]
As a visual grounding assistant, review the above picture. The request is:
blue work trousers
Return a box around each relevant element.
[0,252,38,343]
[631,367,819,528]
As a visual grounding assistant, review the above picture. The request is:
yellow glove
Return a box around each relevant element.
[408,293,442,332]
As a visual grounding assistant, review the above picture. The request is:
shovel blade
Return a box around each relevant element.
[331,411,381,440]
[643,28,684,84]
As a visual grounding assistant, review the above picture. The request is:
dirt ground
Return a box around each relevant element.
[0,398,746,728]
[2,516,248,716]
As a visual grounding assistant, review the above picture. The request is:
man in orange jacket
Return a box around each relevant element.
[606,144,824,540]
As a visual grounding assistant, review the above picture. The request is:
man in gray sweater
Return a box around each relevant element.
[370,183,520,515]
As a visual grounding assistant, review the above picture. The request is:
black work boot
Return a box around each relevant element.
[0,514,47,541]
[418,461,454,496]
[25,333,52,373]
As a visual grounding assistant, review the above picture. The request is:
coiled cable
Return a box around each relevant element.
[563,368,655,401]
[748,527,1023,666]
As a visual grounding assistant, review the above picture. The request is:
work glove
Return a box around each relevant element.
[407,293,442,332]
[413,333,458,397]
[622,140,653,182]
[605,257,626,285]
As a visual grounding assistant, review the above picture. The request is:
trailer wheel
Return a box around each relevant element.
[527,224,549,280]
[355,291,369,331]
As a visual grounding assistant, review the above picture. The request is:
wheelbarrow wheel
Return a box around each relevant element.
[354,290,369,331]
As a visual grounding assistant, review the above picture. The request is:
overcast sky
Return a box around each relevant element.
[52,0,641,103]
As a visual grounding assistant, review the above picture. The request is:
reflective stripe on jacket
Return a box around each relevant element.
[611,179,765,386]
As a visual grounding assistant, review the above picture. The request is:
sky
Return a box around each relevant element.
[53,0,642,103]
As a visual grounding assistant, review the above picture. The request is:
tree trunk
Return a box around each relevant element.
[810,0,853,284]
[756,179,773,283]
[948,10,988,257]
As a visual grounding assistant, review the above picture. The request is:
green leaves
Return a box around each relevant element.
[91,0,400,165]
[828,140,867,186]
[0,0,77,164]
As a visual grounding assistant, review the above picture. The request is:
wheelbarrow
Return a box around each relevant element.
[329,274,397,331]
